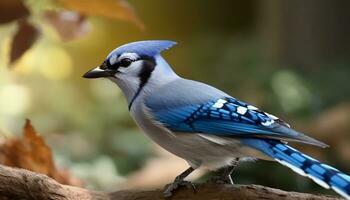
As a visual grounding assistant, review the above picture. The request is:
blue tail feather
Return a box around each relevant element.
[242,139,350,199]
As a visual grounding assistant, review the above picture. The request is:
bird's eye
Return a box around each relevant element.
[120,58,133,67]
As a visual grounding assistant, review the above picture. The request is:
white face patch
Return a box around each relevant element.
[237,106,248,115]
[212,99,227,108]
[118,52,139,61]
[109,54,118,65]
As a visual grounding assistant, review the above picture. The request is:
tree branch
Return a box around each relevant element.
[0,165,341,200]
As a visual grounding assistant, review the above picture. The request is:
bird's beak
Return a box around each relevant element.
[83,66,115,79]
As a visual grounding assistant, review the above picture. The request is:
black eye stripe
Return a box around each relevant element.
[100,60,109,70]
[105,57,138,70]
[128,56,156,110]
[104,55,154,72]
[119,58,133,67]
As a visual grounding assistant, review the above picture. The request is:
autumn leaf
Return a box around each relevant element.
[57,0,145,29]
[0,119,81,186]
[9,19,39,65]
[44,10,90,42]
[0,0,29,24]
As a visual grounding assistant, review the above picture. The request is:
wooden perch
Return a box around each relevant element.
[0,164,341,200]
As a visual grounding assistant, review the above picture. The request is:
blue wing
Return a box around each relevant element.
[146,96,326,147]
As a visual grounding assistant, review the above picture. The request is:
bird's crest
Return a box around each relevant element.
[107,40,177,59]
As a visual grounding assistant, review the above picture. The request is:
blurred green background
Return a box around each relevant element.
[0,0,349,196]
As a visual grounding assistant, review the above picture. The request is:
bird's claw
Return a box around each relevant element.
[163,180,196,198]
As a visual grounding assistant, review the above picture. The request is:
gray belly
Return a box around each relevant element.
[160,133,249,169]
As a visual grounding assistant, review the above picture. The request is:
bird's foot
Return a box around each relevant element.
[207,175,234,184]
[163,179,196,198]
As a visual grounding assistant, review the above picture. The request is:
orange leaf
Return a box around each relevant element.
[44,11,90,42]
[0,119,81,186]
[0,0,29,24]
[22,119,55,175]
[9,19,39,65]
[57,0,145,29]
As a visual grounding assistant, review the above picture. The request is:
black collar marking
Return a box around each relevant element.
[128,56,156,110]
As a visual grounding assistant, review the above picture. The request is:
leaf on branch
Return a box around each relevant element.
[9,19,40,65]
[57,0,145,29]
[0,119,81,186]
[0,0,30,24]
[44,10,90,42]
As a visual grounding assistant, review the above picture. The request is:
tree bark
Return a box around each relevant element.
[0,165,341,200]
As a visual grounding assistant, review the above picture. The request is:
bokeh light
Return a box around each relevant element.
[0,84,31,116]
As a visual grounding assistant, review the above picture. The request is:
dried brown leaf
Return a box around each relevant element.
[9,19,39,65]
[44,10,90,42]
[57,0,144,29]
[0,0,29,24]
[0,119,81,186]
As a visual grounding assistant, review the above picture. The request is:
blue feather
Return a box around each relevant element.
[107,40,176,58]
[242,139,350,199]
[147,97,326,147]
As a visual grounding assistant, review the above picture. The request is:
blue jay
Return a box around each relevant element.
[83,40,350,199]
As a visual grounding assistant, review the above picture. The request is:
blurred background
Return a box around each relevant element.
[0,0,349,196]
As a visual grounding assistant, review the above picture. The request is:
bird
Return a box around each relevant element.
[83,40,350,199]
